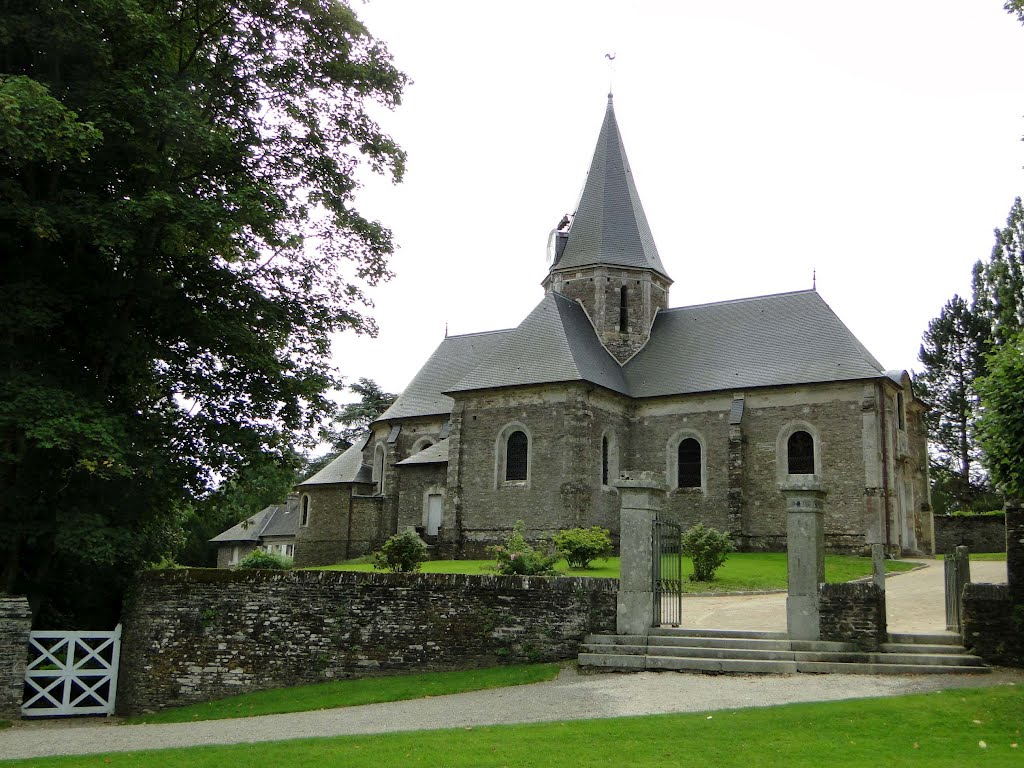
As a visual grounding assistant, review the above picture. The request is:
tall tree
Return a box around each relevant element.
[972,197,1024,346]
[322,378,399,452]
[0,0,406,625]
[916,295,991,510]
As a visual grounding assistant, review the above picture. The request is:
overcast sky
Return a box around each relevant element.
[330,0,1024,398]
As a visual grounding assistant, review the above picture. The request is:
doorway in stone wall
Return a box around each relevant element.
[426,494,443,537]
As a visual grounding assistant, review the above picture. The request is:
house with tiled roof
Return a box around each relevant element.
[210,495,299,567]
[289,95,933,566]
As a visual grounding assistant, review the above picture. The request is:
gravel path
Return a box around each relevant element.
[0,559,1013,761]
[2,666,1021,760]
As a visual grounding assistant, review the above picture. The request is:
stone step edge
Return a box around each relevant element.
[580,644,987,666]
[578,653,991,675]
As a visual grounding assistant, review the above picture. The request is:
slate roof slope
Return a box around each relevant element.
[376,330,512,421]
[209,503,299,543]
[396,439,450,466]
[299,434,372,486]
[449,292,630,395]
[552,94,669,280]
[625,290,886,397]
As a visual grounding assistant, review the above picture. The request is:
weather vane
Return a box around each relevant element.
[605,52,616,95]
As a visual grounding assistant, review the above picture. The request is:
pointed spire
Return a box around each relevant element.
[552,96,669,280]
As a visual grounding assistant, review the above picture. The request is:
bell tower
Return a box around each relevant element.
[542,95,672,363]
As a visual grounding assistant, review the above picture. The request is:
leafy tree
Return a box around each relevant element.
[976,331,1024,501]
[0,0,406,626]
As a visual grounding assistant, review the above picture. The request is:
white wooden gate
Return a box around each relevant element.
[22,625,122,717]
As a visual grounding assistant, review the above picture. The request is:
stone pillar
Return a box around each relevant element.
[1,596,31,720]
[871,543,886,592]
[614,471,667,636]
[1006,497,1023,606]
[783,485,826,640]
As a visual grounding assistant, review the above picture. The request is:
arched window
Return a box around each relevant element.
[602,435,609,486]
[505,431,528,482]
[787,431,815,475]
[619,286,628,332]
[300,495,311,526]
[677,438,702,488]
[373,443,386,494]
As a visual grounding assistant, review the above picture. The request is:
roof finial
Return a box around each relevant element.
[812,269,817,291]
[605,52,616,98]
[444,322,448,338]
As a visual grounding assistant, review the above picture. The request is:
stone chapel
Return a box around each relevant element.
[288,95,934,566]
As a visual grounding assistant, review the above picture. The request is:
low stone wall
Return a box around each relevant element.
[961,582,1023,667]
[0,596,31,720]
[818,582,886,651]
[117,569,617,715]
[933,515,1006,554]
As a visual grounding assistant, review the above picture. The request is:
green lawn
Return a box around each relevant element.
[6,686,1020,767]
[124,663,560,725]
[937,552,1007,561]
[315,553,917,592]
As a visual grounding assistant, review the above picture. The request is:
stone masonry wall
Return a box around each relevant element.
[933,515,1007,554]
[0,596,31,720]
[961,583,1023,667]
[117,569,617,714]
[293,486,386,566]
[449,383,632,556]
[819,582,886,651]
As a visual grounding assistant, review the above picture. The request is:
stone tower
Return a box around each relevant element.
[542,94,672,363]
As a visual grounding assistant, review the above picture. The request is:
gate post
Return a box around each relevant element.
[0,596,32,721]
[1006,498,1024,606]
[614,471,666,635]
[783,485,826,640]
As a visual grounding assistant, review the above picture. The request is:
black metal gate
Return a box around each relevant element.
[653,518,683,627]
[944,545,971,633]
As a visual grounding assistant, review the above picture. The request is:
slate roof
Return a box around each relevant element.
[396,439,450,465]
[448,292,629,395]
[298,434,372,486]
[210,502,299,544]
[552,94,669,280]
[624,290,886,397]
[376,330,512,421]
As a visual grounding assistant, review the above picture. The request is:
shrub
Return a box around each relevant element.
[680,523,734,582]
[237,550,293,570]
[373,529,428,573]
[553,526,613,569]
[490,521,558,576]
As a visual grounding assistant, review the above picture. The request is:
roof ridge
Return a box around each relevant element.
[445,328,516,340]
[662,289,818,313]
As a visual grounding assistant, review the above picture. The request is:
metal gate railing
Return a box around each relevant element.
[944,546,971,633]
[653,519,683,627]
[22,625,122,717]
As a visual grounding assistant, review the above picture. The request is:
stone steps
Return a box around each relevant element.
[578,628,989,675]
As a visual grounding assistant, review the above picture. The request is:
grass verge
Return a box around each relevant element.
[7,686,1021,767]
[937,552,1007,561]
[315,553,917,592]
[123,663,560,725]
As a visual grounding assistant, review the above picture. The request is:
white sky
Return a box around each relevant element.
[331,0,1024,398]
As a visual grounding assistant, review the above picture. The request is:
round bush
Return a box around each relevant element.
[373,529,428,573]
[553,526,613,569]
